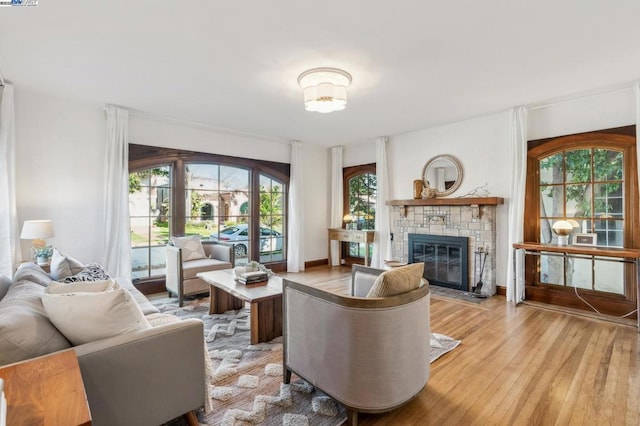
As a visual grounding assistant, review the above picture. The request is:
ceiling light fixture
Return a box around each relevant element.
[297,67,352,113]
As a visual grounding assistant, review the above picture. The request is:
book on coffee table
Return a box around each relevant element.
[236,271,269,285]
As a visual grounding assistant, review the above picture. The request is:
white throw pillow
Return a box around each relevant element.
[171,235,207,261]
[41,281,151,345]
[49,248,84,280]
[46,279,115,294]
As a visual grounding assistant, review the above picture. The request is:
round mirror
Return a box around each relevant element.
[421,155,463,197]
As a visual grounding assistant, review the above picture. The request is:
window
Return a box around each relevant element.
[524,129,638,315]
[538,148,624,247]
[343,164,376,264]
[128,165,172,279]
[128,145,289,281]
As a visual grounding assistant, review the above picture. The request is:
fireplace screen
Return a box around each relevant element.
[408,234,468,290]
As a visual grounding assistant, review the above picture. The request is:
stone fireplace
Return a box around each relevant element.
[388,198,502,296]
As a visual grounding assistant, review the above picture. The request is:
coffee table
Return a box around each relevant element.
[196,269,283,345]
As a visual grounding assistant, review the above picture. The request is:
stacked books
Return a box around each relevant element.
[236,271,269,285]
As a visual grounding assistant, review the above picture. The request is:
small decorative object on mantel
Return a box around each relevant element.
[413,179,423,199]
[421,181,437,199]
[457,183,490,198]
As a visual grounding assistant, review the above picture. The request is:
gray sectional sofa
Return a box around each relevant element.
[0,263,206,426]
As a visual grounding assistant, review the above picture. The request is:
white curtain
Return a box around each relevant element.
[634,83,640,230]
[330,146,344,266]
[103,106,131,279]
[506,106,527,303]
[370,136,392,268]
[287,141,305,272]
[0,84,20,277]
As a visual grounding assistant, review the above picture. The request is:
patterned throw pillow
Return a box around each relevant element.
[170,235,207,262]
[366,263,425,298]
[61,263,111,283]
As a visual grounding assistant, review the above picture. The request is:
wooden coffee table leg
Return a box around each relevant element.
[209,286,244,315]
[250,295,283,345]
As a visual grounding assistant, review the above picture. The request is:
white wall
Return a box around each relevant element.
[342,86,637,287]
[14,90,106,263]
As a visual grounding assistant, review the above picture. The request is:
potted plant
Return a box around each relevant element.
[35,245,53,265]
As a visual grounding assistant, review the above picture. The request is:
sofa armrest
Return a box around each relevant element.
[74,319,205,426]
[203,241,235,266]
[165,245,182,296]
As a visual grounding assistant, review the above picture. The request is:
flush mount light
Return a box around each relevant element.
[297,67,352,113]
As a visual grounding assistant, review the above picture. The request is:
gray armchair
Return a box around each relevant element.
[166,241,234,306]
[283,265,431,425]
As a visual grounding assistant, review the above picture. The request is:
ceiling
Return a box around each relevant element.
[1,0,640,146]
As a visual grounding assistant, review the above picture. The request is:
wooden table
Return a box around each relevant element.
[328,228,375,267]
[0,349,91,425]
[197,269,283,344]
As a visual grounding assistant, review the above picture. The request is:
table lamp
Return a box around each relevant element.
[343,214,356,230]
[20,220,55,259]
[552,220,573,246]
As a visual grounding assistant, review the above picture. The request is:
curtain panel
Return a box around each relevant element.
[330,146,344,266]
[0,84,20,277]
[506,106,527,303]
[287,141,305,272]
[371,136,392,268]
[103,106,132,279]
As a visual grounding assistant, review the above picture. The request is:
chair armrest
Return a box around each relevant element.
[74,319,205,426]
[165,245,182,295]
[351,265,385,296]
[203,241,235,266]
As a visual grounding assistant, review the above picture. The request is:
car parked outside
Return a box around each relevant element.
[210,224,283,257]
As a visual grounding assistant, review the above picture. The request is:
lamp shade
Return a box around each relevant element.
[552,220,573,246]
[20,220,55,240]
[551,220,573,236]
[298,67,352,113]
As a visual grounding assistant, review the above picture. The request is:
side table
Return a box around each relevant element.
[0,350,91,425]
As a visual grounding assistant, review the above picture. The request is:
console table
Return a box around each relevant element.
[328,228,375,267]
[513,242,640,330]
[0,349,92,425]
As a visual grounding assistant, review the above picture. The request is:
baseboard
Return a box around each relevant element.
[305,258,328,268]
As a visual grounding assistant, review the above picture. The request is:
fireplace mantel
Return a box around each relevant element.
[386,197,504,207]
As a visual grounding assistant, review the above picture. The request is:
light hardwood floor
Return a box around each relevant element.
[280,266,640,426]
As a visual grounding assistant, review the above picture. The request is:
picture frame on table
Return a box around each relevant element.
[573,233,597,246]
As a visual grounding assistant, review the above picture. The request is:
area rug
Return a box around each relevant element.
[155,297,460,426]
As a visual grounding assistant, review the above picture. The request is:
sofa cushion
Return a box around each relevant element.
[50,248,85,280]
[366,263,425,298]
[0,275,12,301]
[42,281,151,346]
[171,235,207,262]
[116,277,159,315]
[13,262,53,287]
[183,258,233,280]
[0,281,71,366]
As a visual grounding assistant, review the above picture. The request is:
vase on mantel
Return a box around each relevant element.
[413,179,423,199]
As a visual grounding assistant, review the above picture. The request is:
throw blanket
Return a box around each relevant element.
[146,313,214,414]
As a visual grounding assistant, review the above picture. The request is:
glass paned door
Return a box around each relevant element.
[259,174,286,264]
